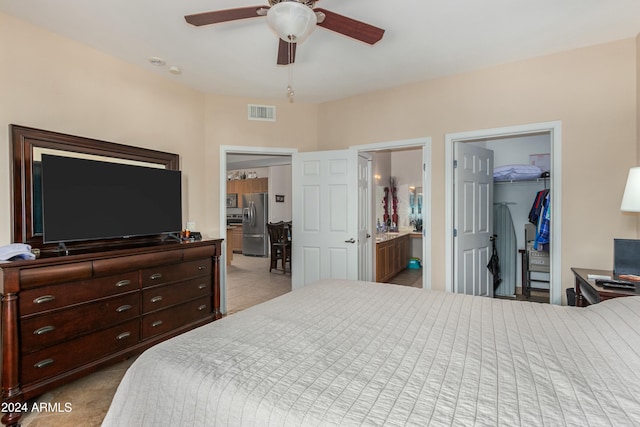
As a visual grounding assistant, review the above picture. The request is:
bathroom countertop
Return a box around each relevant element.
[375,231,411,243]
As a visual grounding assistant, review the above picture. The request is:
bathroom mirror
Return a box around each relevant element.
[408,186,423,231]
[409,186,423,214]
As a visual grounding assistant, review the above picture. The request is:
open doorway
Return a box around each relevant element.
[219,146,297,315]
[445,121,562,305]
[351,137,432,290]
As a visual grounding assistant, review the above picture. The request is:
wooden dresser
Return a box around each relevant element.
[0,239,222,427]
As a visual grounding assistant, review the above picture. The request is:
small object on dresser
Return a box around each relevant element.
[587,274,611,281]
[0,243,36,261]
[618,274,640,282]
[595,278,636,290]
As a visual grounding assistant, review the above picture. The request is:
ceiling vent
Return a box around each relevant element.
[248,104,276,122]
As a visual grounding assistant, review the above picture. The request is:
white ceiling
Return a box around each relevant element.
[1,0,639,103]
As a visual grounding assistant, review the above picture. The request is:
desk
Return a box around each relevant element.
[571,267,640,307]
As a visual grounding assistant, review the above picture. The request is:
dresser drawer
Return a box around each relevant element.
[93,250,182,277]
[142,276,211,313]
[21,292,140,353]
[141,259,211,288]
[21,319,139,385]
[183,245,215,261]
[141,296,211,340]
[19,262,93,289]
[19,271,139,316]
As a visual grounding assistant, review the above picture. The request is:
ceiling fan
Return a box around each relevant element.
[185,0,385,65]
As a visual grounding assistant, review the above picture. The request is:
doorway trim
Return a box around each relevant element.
[219,145,298,314]
[350,137,432,290]
[444,121,562,304]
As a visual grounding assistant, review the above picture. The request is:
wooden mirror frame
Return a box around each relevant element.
[11,125,179,255]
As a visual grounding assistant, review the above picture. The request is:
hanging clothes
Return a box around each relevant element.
[528,189,549,224]
[528,189,550,250]
[487,235,501,290]
[534,192,551,249]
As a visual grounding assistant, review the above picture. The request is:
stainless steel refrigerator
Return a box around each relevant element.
[242,192,268,256]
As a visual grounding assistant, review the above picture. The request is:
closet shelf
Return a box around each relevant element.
[494,177,549,185]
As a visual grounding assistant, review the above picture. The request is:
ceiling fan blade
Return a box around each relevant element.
[185,6,267,26]
[315,8,384,45]
[277,39,297,65]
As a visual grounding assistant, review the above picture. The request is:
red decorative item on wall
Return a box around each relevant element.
[390,177,398,226]
[382,177,399,227]
[383,187,389,223]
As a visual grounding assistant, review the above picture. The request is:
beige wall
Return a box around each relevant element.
[0,13,318,243]
[0,13,206,243]
[636,33,640,236]
[202,95,318,235]
[318,38,638,294]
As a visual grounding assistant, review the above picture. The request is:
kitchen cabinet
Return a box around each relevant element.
[229,226,243,253]
[227,178,268,208]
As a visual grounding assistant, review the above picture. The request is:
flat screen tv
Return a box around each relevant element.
[41,154,182,244]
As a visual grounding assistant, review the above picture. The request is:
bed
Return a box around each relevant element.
[103,280,640,426]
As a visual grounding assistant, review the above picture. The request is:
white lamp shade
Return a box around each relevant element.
[621,167,640,212]
[267,1,317,44]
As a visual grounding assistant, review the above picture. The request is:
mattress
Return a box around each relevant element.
[103,280,640,426]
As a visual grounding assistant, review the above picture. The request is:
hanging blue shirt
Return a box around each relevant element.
[534,192,550,249]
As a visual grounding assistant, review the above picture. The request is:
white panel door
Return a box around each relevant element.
[292,150,359,290]
[454,143,494,296]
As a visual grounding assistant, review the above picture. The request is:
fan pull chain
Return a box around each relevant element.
[287,42,295,103]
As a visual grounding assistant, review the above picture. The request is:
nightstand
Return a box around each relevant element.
[571,267,640,307]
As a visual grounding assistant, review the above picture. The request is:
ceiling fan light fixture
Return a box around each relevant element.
[266,0,317,44]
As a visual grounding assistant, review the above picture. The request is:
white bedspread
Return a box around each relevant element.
[103,280,640,426]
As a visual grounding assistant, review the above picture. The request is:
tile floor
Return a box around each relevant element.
[386,266,423,288]
[226,253,291,314]
[18,357,136,427]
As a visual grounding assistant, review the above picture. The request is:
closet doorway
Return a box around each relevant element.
[445,122,562,305]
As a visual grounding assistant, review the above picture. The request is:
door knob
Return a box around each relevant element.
[345,238,356,243]
[366,233,371,238]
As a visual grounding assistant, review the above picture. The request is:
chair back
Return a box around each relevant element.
[267,222,288,245]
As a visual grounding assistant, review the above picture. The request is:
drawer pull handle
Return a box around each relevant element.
[151,320,163,327]
[116,304,132,313]
[115,279,131,287]
[34,325,56,335]
[34,358,54,369]
[198,304,207,311]
[33,295,55,304]
[116,332,131,340]
[197,265,206,271]
[150,273,163,280]
[198,283,207,290]
[150,296,163,303]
